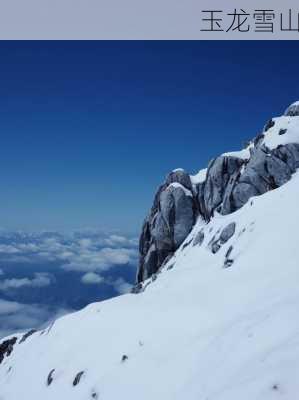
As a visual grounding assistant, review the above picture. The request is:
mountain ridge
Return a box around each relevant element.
[1,101,299,400]
[137,101,299,283]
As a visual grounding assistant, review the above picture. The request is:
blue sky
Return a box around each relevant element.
[0,41,299,339]
[0,41,299,232]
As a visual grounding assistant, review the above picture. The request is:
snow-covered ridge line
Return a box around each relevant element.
[137,102,299,282]
[1,170,299,400]
[190,168,207,185]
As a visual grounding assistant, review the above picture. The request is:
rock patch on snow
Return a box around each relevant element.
[73,371,84,386]
[0,337,17,365]
[47,369,55,386]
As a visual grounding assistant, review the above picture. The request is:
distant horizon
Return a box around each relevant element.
[0,226,140,236]
[1,41,299,232]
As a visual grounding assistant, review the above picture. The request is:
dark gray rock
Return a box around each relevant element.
[158,184,195,248]
[264,119,275,132]
[253,133,265,146]
[211,241,221,254]
[225,245,233,259]
[223,246,234,267]
[279,129,287,135]
[193,230,204,247]
[0,337,17,364]
[160,253,174,268]
[196,181,206,217]
[222,143,299,214]
[167,263,174,271]
[131,282,143,294]
[266,152,292,187]
[272,143,299,173]
[202,156,244,219]
[221,167,244,215]
[138,243,158,282]
[137,170,197,282]
[73,371,84,386]
[229,182,259,211]
[139,218,151,260]
[181,238,193,250]
[47,369,55,386]
[19,329,36,344]
[209,224,235,255]
[220,222,236,244]
[166,169,193,191]
[137,103,299,283]
[224,258,234,268]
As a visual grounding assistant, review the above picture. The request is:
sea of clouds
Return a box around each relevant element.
[0,229,138,339]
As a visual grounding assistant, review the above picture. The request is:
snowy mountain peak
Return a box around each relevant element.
[1,102,299,400]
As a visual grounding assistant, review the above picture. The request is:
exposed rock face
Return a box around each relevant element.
[264,119,275,132]
[193,229,204,247]
[137,103,299,282]
[47,369,55,386]
[19,329,36,344]
[137,169,197,282]
[220,222,236,243]
[0,337,17,364]
[202,156,244,219]
[166,169,193,191]
[73,371,84,386]
[221,143,299,215]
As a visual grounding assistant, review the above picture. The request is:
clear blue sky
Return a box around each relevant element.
[0,41,298,233]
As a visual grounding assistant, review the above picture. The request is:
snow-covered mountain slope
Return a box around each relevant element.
[137,102,299,282]
[1,103,299,400]
[1,173,299,400]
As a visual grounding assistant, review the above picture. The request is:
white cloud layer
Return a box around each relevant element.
[81,272,103,285]
[0,230,137,339]
[112,277,132,294]
[0,231,138,274]
[0,273,52,292]
[63,247,137,273]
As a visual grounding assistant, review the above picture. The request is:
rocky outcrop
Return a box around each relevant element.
[47,369,55,386]
[208,222,236,254]
[73,371,84,386]
[220,143,299,215]
[137,169,197,282]
[137,103,299,283]
[0,337,17,364]
[19,329,36,344]
[201,155,244,219]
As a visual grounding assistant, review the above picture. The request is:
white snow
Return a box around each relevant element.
[261,115,299,150]
[221,147,251,160]
[172,168,185,173]
[167,182,193,197]
[190,168,207,185]
[1,170,299,399]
